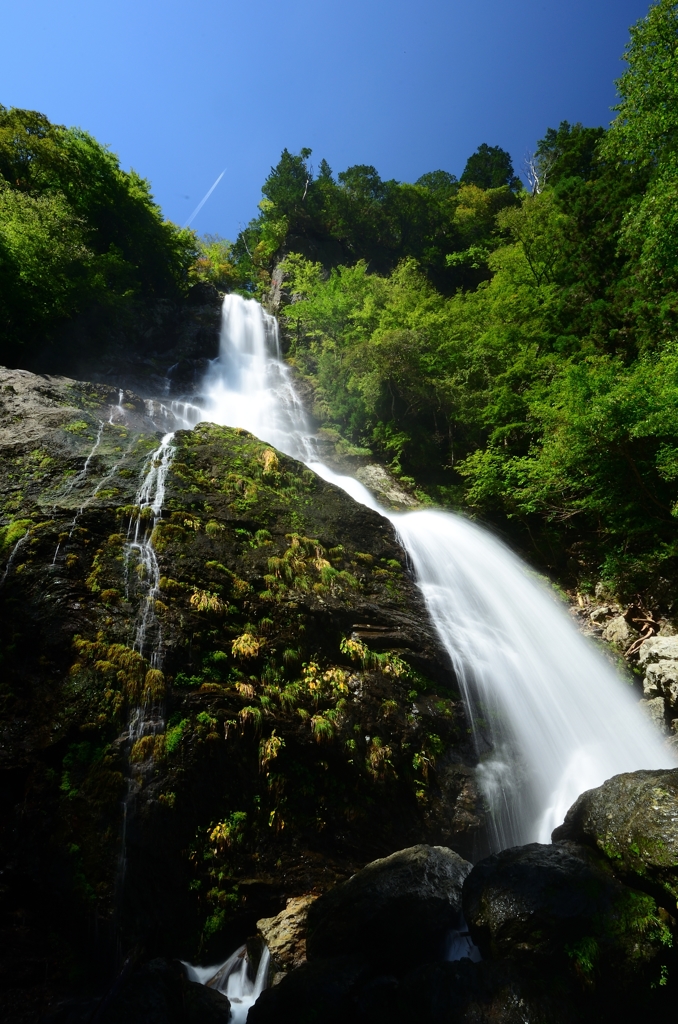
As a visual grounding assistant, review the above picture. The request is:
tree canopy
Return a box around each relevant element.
[0,106,198,359]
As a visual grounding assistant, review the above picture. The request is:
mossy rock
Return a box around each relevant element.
[553,768,678,904]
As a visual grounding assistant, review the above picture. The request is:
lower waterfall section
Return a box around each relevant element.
[393,511,675,845]
[184,945,271,1024]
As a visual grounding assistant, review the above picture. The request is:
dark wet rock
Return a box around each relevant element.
[247,956,369,1024]
[167,357,211,394]
[306,844,472,973]
[395,959,580,1024]
[463,841,674,991]
[95,958,230,1024]
[552,768,678,903]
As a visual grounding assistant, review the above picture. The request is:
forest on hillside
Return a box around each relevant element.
[2,0,678,601]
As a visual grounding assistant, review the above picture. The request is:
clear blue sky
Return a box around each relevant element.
[1,0,652,239]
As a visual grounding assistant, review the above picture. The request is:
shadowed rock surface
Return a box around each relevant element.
[257,895,317,971]
[306,844,472,972]
[463,840,675,997]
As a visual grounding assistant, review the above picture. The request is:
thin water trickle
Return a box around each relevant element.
[109,389,125,425]
[177,293,675,852]
[115,431,176,954]
[125,432,175,665]
[64,419,105,494]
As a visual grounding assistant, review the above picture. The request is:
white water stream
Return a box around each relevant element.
[184,945,270,1024]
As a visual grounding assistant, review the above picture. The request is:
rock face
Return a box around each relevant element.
[306,845,472,972]
[257,895,316,971]
[0,368,482,1016]
[552,768,678,902]
[639,636,678,732]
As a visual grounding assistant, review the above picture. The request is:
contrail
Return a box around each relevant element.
[183,170,225,228]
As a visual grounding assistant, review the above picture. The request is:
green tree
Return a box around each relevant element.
[461,143,521,191]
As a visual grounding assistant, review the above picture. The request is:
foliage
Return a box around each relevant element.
[460,143,521,191]
[0,105,199,360]
[226,144,519,296]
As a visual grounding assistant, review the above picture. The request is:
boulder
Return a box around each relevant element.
[395,959,581,1024]
[463,842,671,987]
[246,955,370,1024]
[589,605,616,623]
[97,958,231,1024]
[306,844,472,973]
[643,659,678,701]
[552,768,678,903]
[639,696,668,732]
[257,894,317,971]
[602,615,636,645]
[638,635,678,666]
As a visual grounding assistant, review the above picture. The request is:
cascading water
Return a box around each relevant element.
[184,945,270,1024]
[187,293,675,850]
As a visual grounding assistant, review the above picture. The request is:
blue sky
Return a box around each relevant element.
[1,0,651,239]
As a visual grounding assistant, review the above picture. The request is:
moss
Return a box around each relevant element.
[0,518,32,551]
[165,718,189,754]
[63,420,91,435]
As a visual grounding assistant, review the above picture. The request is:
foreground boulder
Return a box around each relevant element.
[463,841,673,992]
[395,959,580,1024]
[552,768,678,903]
[306,844,472,972]
[46,960,231,1024]
[247,956,371,1024]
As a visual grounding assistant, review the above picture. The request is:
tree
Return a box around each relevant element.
[526,122,605,193]
[599,0,678,311]
[461,143,521,191]
[414,169,459,199]
[601,0,678,172]
[0,105,199,356]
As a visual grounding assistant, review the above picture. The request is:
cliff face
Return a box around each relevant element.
[0,368,482,1012]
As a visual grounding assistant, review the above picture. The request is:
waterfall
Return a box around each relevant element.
[184,945,270,1024]
[181,293,675,851]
